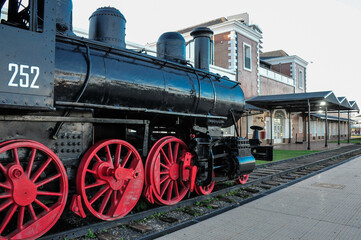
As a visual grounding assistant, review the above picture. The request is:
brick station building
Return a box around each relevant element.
[147,13,355,145]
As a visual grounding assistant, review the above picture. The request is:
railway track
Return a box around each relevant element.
[41,144,361,240]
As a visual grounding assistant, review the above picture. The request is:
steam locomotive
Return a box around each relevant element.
[0,0,255,238]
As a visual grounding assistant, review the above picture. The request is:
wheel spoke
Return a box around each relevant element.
[0,193,11,199]
[174,180,179,198]
[160,179,171,197]
[37,191,62,196]
[99,189,112,214]
[35,173,61,188]
[105,145,112,165]
[160,162,169,170]
[13,148,20,165]
[31,157,52,183]
[84,180,107,190]
[25,148,36,178]
[18,206,25,230]
[0,182,11,190]
[94,154,103,163]
[112,190,118,207]
[34,198,50,212]
[86,169,97,175]
[160,175,169,185]
[0,163,6,174]
[28,204,37,220]
[167,143,174,163]
[173,143,179,163]
[0,204,17,234]
[166,181,174,201]
[0,199,13,211]
[114,144,122,168]
[120,150,132,168]
[89,186,110,205]
[160,170,169,175]
[160,148,171,166]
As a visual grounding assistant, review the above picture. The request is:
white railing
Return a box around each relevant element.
[259,67,294,86]
[210,64,236,81]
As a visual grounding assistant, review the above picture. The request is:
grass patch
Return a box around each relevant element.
[256,149,319,165]
[329,138,361,144]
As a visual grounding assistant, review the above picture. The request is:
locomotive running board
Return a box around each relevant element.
[55,101,228,120]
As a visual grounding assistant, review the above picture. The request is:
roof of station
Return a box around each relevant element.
[246,91,355,112]
[244,103,264,116]
[350,101,360,112]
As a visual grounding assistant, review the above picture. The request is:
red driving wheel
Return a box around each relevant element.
[195,173,215,195]
[77,139,144,221]
[236,174,249,184]
[144,136,191,205]
[0,140,68,240]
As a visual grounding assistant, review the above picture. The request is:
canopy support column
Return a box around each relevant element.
[307,99,311,150]
[347,110,350,143]
[270,110,273,145]
[325,106,328,148]
[302,112,306,142]
[337,109,341,145]
[288,111,292,144]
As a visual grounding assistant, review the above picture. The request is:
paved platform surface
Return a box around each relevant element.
[273,140,352,151]
[157,155,361,240]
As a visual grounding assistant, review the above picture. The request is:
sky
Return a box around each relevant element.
[72,0,361,112]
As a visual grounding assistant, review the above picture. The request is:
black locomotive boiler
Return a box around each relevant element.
[0,0,255,238]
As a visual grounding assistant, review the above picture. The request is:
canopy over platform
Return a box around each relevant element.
[244,103,264,116]
[246,91,358,150]
[311,113,356,123]
[350,101,360,113]
[246,91,354,112]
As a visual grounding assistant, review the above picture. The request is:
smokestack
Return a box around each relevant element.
[190,27,213,71]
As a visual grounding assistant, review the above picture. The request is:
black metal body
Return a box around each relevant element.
[54,36,245,127]
[0,0,254,191]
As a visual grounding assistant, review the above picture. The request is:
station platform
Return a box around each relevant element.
[273,139,352,151]
[156,155,361,240]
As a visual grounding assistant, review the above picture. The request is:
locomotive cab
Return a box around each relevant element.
[0,0,55,110]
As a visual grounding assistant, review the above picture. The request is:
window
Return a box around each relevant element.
[222,126,235,136]
[210,38,214,65]
[0,0,44,32]
[247,116,253,134]
[243,43,251,71]
[298,70,304,89]
[299,117,303,133]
